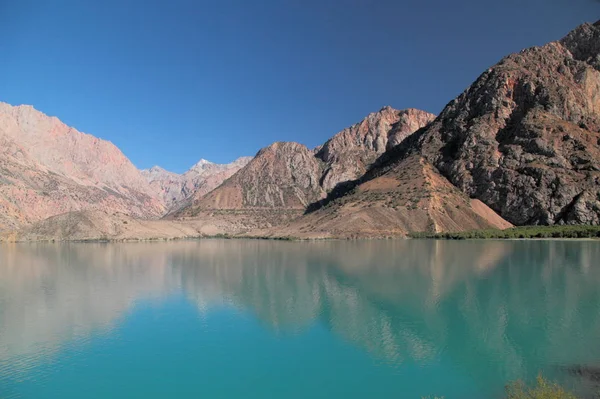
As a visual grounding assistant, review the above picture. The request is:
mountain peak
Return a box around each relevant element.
[188,158,215,171]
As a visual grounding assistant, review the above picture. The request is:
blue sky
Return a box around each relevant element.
[0,0,597,173]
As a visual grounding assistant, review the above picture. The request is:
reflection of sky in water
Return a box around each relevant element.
[1,240,600,398]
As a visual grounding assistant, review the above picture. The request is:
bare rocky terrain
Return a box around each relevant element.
[178,142,326,213]
[2,21,599,241]
[175,107,435,220]
[414,21,600,225]
[256,20,600,238]
[0,103,164,231]
[316,107,435,191]
[256,155,511,239]
[141,157,252,211]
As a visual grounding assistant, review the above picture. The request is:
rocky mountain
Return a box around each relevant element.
[0,103,164,231]
[177,107,434,219]
[253,21,600,238]
[141,157,252,210]
[181,142,325,212]
[316,107,435,191]
[6,20,600,240]
[412,20,600,226]
[257,155,511,239]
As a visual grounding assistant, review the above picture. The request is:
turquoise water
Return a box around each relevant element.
[1,240,600,398]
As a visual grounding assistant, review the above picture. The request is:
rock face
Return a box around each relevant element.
[178,107,434,219]
[246,22,600,237]
[141,157,252,210]
[0,103,164,230]
[415,21,600,225]
[182,142,326,212]
[260,155,512,239]
[316,107,435,191]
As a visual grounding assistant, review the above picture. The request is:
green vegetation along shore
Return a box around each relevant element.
[410,225,600,240]
[423,375,580,399]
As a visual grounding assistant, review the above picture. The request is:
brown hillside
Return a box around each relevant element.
[257,155,511,239]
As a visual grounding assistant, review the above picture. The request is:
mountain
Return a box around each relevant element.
[413,21,600,225]
[6,20,600,239]
[0,103,164,231]
[177,107,435,219]
[141,156,252,210]
[188,142,325,211]
[257,21,600,238]
[257,155,511,239]
[316,107,435,191]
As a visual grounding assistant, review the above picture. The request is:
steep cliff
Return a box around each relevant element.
[414,21,600,225]
[316,107,435,191]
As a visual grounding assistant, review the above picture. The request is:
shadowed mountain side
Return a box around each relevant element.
[412,21,600,225]
[288,21,600,237]
[257,155,511,239]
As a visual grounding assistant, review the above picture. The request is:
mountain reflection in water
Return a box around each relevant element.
[1,239,600,396]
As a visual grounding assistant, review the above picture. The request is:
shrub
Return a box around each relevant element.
[505,375,578,399]
[409,225,600,240]
[421,375,578,399]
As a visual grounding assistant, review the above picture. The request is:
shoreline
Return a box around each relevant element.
[2,233,599,245]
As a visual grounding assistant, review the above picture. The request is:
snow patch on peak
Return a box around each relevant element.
[192,158,213,167]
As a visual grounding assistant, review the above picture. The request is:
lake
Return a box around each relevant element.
[1,239,599,398]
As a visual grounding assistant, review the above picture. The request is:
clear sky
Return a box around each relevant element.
[0,0,597,173]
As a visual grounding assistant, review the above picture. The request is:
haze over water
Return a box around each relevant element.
[1,240,599,398]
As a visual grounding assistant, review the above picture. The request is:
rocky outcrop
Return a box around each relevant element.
[413,21,600,225]
[141,157,252,210]
[316,107,435,191]
[180,142,326,212]
[259,155,511,239]
[0,103,164,230]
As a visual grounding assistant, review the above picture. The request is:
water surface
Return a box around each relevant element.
[1,239,599,398]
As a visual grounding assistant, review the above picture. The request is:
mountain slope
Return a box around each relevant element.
[0,103,164,230]
[259,155,511,239]
[414,21,600,225]
[141,157,252,210]
[177,107,434,221]
[181,142,325,212]
[273,20,600,238]
[316,107,435,190]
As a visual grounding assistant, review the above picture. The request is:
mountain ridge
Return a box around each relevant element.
[3,20,599,240]
[141,156,253,210]
[0,102,164,230]
[176,107,436,218]
[238,20,600,238]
